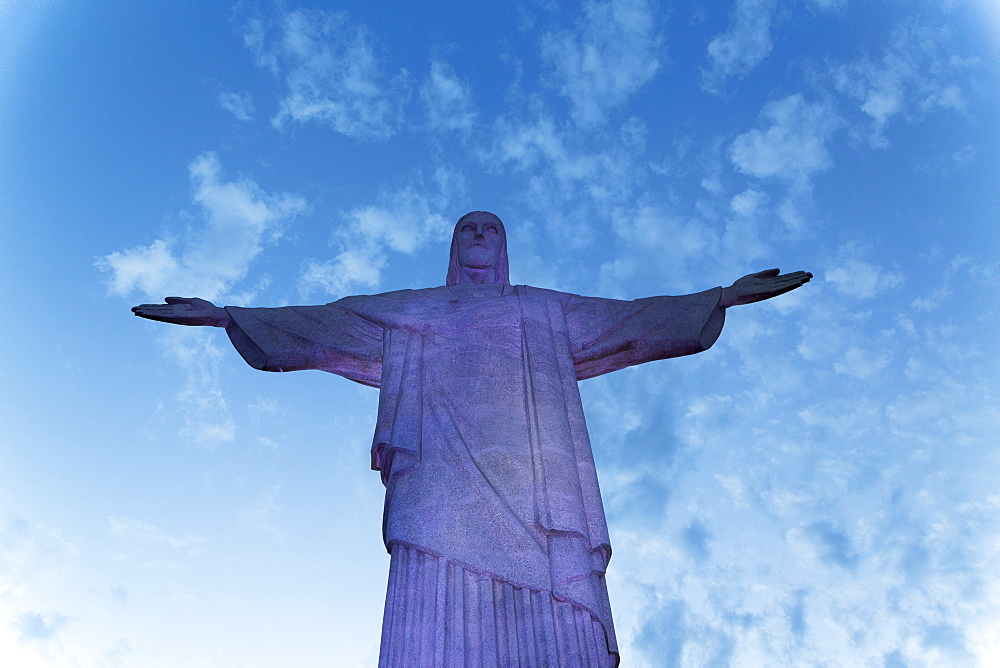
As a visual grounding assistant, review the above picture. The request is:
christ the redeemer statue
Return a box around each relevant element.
[133,211,811,667]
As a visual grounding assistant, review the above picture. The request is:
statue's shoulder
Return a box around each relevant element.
[517,285,585,302]
[328,286,591,310]
[327,287,443,306]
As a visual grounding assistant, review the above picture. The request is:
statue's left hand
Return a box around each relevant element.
[721,269,812,308]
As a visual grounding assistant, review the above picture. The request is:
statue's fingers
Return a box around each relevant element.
[779,270,812,281]
[133,309,166,321]
[769,284,801,298]
[771,278,808,292]
[773,273,811,286]
[754,268,780,278]
[134,305,181,318]
[164,296,190,304]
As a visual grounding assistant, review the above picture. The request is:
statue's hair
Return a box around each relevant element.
[446,211,510,286]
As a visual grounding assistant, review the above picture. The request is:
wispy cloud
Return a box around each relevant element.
[96,153,296,446]
[109,516,202,571]
[487,109,648,265]
[0,515,79,581]
[721,188,770,265]
[0,514,80,660]
[244,8,410,139]
[540,0,661,127]
[702,0,777,94]
[576,211,1000,665]
[300,170,456,297]
[98,152,306,302]
[237,484,284,537]
[730,93,840,187]
[14,611,67,644]
[726,94,839,239]
[159,327,236,446]
[109,517,201,551]
[787,521,858,569]
[420,60,476,133]
[598,201,717,294]
[219,90,254,122]
[824,241,904,299]
[831,20,973,148]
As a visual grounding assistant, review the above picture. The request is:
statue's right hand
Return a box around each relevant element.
[131,297,230,327]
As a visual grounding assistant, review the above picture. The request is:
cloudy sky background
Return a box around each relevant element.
[2,1,998,665]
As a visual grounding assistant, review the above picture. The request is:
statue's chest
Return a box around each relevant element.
[384,293,525,336]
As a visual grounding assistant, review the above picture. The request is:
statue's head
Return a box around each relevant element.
[446,211,510,286]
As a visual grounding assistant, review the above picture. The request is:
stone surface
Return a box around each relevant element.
[132,210,811,666]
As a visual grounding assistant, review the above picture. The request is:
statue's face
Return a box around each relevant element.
[456,212,503,270]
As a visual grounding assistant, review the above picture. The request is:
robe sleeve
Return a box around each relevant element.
[565,287,726,380]
[223,297,384,388]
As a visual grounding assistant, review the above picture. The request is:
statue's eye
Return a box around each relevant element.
[462,224,475,232]
[486,226,498,234]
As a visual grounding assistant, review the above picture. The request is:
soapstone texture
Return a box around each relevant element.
[132,211,811,666]
[221,281,724,666]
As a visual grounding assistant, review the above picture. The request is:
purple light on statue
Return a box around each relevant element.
[132,211,811,666]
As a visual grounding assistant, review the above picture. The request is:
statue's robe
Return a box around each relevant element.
[224,283,725,667]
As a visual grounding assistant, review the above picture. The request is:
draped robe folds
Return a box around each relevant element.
[223,283,725,667]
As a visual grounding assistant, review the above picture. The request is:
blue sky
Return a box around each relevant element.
[1,1,998,665]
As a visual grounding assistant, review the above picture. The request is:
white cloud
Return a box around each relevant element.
[300,176,454,298]
[730,94,840,186]
[109,516,202,573]
[607,356,999,665]
[492,113,589,179]
[160,327,236,446]
[702,0,776,94]
[108,517,201,551]
[420,60,476,133]
[97,154,278,446]
[13,612,67,644]
[487,111,647,258]
[833,345,892,379]
[218,90,254,122]
[722,188,770,264]
[775,196,808,236]
[245,9,409,139]
[583,227,998,665]
[831,21,972,148]
[0,515,79,585]
[301,246,386,297]
[98,152,306,302]
[98,238,179,299]
[540,0,661,126]
[806,0,845,9]
[598,202,718,293]
[0,515,87,665]
[824,242,904,299]
[237,485,284,536]
[726,94,838,239]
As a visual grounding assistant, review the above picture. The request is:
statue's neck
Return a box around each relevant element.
[457,266,498,284]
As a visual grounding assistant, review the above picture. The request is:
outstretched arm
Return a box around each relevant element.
[132,297,230,327]
[720,269,812,308]
[131,296,384,385]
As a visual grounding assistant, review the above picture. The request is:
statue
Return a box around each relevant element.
[133,211,811,666]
